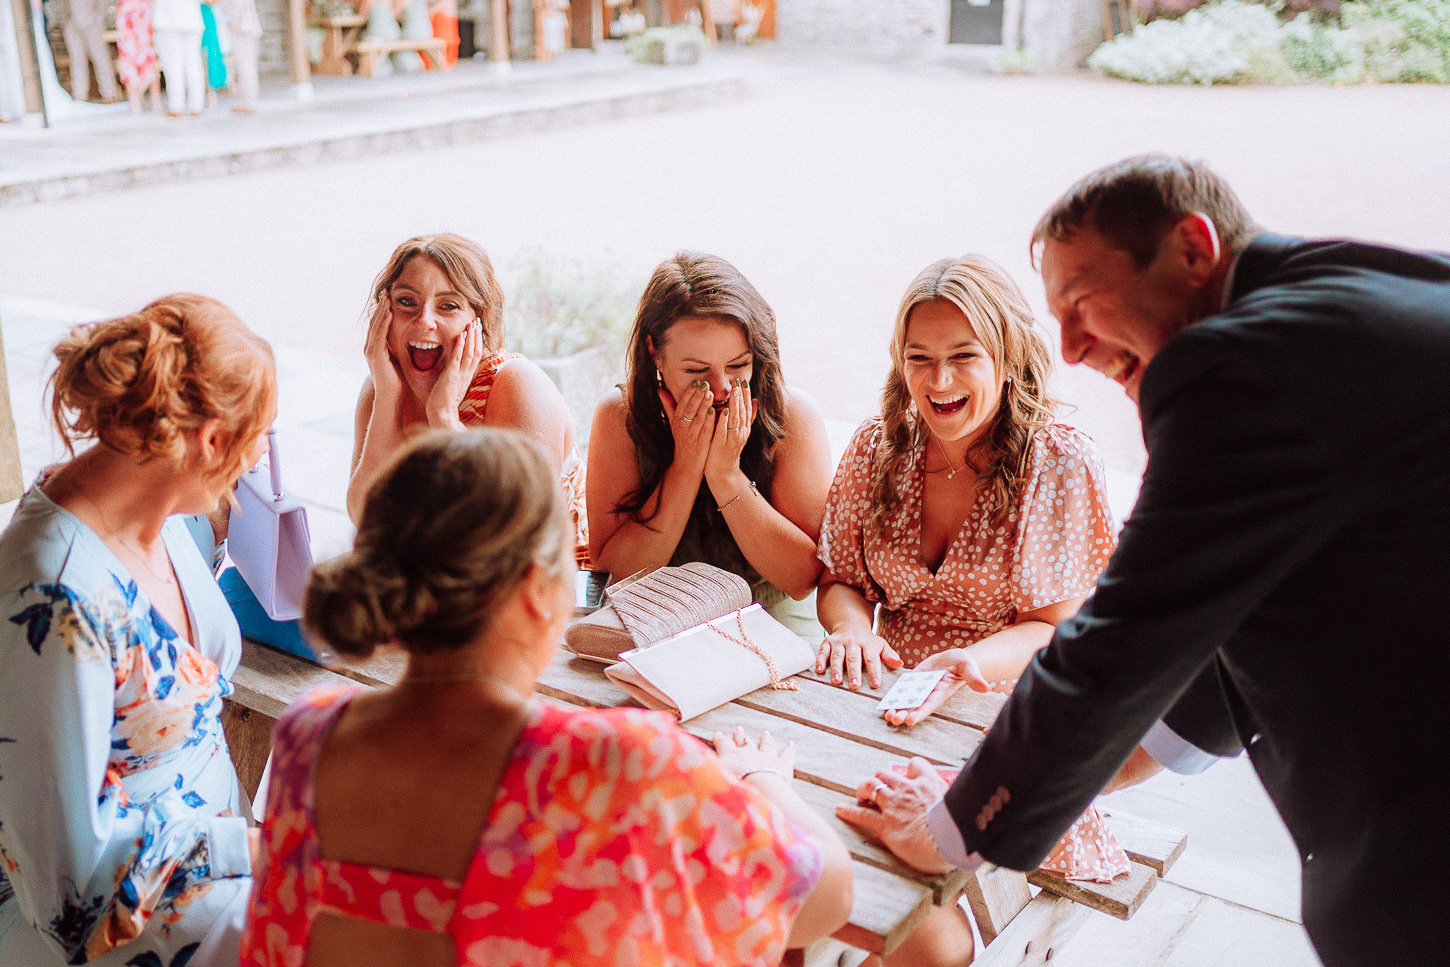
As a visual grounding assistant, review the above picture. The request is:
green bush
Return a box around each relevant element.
[501,250,639,361]
[1089,0,1450,84]
[1088,1,1294,84]
[1345,0,1450,82]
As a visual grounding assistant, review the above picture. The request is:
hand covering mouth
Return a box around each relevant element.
[929,394,968,415]
[408,341,443,373]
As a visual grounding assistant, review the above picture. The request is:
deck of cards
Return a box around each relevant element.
[875,669,948,712]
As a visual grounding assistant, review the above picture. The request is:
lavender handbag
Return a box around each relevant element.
[228,429,313,621]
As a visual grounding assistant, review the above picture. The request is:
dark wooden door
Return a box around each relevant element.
[949,0,1005,44]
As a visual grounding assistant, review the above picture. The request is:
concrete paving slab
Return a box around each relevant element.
[0,45,748,206]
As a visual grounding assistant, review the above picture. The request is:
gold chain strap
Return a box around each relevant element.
[709,611,799,691]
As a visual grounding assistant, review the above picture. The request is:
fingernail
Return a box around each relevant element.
[850,677,859,688]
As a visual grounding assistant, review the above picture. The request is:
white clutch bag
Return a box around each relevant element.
[228,430,313,622]
[604,603,817,721]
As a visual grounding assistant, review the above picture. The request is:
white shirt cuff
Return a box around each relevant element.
[927,798,986,872]
[207,815,253,878]
[1140,719,1220,775]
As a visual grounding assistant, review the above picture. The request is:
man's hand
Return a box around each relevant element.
[836,756,954,875]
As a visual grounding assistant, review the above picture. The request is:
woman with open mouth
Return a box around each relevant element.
[346,234,588,564]
[815,255,1127,967]
[585,251,833,634]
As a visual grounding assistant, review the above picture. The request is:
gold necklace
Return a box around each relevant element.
[709,611,798,691]
[931,435,963,480]
[64,471,177,590]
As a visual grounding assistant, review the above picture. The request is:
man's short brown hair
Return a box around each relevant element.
[1031,154,1260,268]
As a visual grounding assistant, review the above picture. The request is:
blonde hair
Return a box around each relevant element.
[305,429,570,658]
[873,256,1058,530]
[48,293,276,490]
[366,234,504,353]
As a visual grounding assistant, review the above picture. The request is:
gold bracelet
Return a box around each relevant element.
[716,481,758,513]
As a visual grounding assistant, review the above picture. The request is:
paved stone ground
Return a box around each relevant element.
[4,43,1448,963]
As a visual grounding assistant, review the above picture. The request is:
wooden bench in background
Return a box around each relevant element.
[307,13,368,75]
[354,38,448,76]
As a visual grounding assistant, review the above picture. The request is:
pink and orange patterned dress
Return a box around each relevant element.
[459,351,590,565]
[819,419,1130,882]
[242,687,824,966]
[115,0,159,88]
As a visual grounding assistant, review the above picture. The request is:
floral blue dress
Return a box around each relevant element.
[0,486,252,967]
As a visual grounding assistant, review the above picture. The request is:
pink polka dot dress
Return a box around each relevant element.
[820,418,1131,882]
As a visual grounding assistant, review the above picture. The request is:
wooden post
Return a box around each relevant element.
[287,0,313,93]
[489,0,508,64]
[0,318,24,504]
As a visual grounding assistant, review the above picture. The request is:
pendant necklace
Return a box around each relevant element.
[932,436,964,480]
[66,472,177,590]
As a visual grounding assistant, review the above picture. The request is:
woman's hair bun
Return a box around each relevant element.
[304,428,569,657]
[48,294,276,486]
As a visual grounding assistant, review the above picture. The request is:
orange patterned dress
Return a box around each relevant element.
[241,687,824,966]
[819,419,1130,882]
[459,352,590,565]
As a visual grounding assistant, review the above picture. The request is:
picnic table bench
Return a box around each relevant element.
[307,13,448,76]
[224,639,1187,959]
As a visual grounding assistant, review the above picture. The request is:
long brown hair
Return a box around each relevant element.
[617,252,787,521]
[48,293,277,492]
[365,234,505,353]
[873,256,1057,531]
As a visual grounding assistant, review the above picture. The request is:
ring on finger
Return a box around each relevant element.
[680,417,693,423]
[871,780,888,802]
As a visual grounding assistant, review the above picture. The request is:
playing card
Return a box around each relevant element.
[875,669,948,712]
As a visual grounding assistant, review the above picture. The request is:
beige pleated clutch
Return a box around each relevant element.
[563,563,753,663]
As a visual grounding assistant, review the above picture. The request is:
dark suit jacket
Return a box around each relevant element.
[942,233,1450,966]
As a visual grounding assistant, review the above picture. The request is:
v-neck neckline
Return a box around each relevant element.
[911,445,989,579]
[33,486,204,655]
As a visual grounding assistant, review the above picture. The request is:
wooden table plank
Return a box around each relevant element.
[1028,862,1158,921]
[963,864,1033,946]
[799,666,1009,732]
[734,674,984,764]
[1100,807,1188,876]
[973,893,1094,967]
[836,861,936,957]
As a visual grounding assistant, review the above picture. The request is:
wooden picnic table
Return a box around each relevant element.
[224,638,1185,959]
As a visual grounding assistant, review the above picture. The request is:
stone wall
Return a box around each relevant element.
[774,0,1106,70]
[775,0,945,59]
[257,0,290,77]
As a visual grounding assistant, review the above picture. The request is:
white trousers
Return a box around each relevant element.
[154,28,205,113]
[230,33,259,108]
[62,22,117,100]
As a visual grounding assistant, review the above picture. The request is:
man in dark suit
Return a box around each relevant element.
[839,154,1450,966]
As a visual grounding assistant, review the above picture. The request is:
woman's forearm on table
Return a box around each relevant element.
[960,620,1056,682]
[710,471,822,599]
[816,579,876,637]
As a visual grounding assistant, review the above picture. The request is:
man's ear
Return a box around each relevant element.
[1176,212,1223,286]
